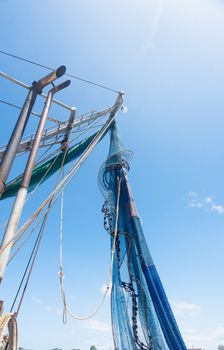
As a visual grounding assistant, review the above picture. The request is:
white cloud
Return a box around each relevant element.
[172,301,202,317]
[184,326,224,344]
[210,203,224,215]
[84,319,111,333]
[205,195,224,214]
[32,296,42,305]
[187,192,224,215]
[205,196,213,203]
[187,192,203,208]
[45,305,52,312]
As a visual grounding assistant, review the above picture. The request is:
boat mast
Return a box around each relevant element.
[0,66,66,198]
[0,76,70,283]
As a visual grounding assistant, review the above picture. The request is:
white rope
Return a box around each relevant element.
[0,312,17,344]
[0,111,119,259]
[11,115,104,201]
[109,177,122,278]
[59,177,122,321]
[26,112,108,200]
[0,112,109,236]
[3,152,69,265]
[0,313,13,339]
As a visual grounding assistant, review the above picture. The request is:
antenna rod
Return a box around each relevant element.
[0,66,66,198]
[0,79,71,283]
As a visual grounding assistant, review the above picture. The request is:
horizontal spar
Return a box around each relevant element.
[0,106,117,158]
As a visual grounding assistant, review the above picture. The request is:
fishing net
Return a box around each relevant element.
[99,122,187,350]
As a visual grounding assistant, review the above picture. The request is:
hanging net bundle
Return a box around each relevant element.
[99,122,187,350]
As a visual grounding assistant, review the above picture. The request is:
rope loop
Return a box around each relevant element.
[58,176,122,322]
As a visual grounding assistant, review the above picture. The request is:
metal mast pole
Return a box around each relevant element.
[0,79,71,283]
[60,107,76,151]
[0,66,66,198]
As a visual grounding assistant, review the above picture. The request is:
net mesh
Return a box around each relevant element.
[99,122,187,350]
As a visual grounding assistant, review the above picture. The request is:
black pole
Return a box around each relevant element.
[0,88,38,197]
[0,66,66,198]
[21,80,71,190]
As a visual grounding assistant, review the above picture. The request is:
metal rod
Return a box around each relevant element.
[21,92,54,188]
[61,108,76,151]
[34,66,66,91]
[0,80,70,283]
[0,71,72,111]
[0,105,116,158]
[0,88,38,196]
[0,71,28,89]
[0,98,62,124]
[0,93,123,280]
[0,300,3,316]
[0,67,67,197]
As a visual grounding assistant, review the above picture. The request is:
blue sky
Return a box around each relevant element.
[1,0,224,349]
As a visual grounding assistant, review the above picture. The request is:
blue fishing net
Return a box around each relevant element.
[99,122,187,350]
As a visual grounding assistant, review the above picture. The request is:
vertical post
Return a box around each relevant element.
[0,80,71,283]
[0,88,38,196]
[0,65,66,198]
[7,315,18,350]
[61,107,76,151]
[0,300,3,316]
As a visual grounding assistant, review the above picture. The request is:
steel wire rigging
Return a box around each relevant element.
[0,49,120,94]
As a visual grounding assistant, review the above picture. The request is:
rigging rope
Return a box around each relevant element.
[0,112,108,252]
[10,144,69,316]
[5,110,108,194]
[109,177,121,278]
[0,111,120,260]
[0,313,14,339]
[16,187,55,315]
[0,312,18,350]
[0,136,64,240]
[0,50,120,94]
[0,98,62,124]
[58,177,122,321]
